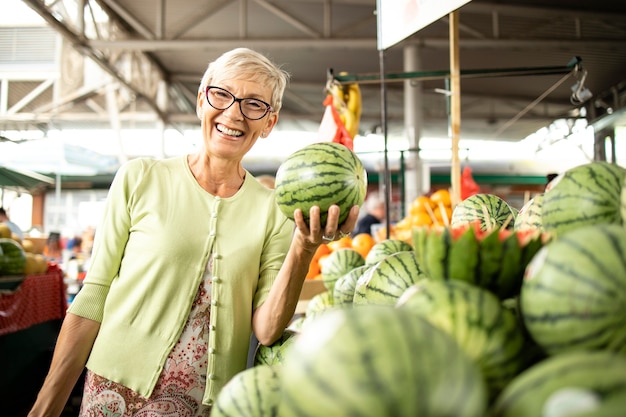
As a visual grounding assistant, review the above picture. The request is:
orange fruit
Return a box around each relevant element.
[351,233,376,258]
[434,205,453,225]
[305,261,321,279]
[312,243,331,262]
[430,189,452,207]
[409,195,435,215]
[411,211,433,227]
[327,236,352,251]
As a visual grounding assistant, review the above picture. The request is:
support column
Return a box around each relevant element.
[403,43,427,215]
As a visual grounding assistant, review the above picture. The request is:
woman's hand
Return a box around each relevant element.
[293,204,360,251]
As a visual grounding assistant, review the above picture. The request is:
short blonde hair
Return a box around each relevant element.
[199,48,290,112]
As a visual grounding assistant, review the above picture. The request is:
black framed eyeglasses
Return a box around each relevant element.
[205,86,273,120]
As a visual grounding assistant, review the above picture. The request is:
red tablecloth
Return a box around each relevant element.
[0,269,67,336]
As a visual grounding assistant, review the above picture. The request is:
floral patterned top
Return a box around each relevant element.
[78,256,215,417]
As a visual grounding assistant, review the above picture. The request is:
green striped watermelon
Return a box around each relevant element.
[212,364,282,417]
[396,279,527,400]
[353,251,426,306]
[0,238,26,275]
[364,238,413,266]
[278,305,487,417]
[254,329,297,366]
[333,264,370,305]
[520,223,626,355]
[274,142,367,226]
[304,289,335,321]
[320,247,364,292]
[451,193,516,231]
[513,193,544,232]
[542,161,626,238]
[490,350,626,417]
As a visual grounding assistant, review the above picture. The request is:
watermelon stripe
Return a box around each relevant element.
[491,351,626,417]
[537,246,625,295]
[355,251,424,305]
[542,162,625,236]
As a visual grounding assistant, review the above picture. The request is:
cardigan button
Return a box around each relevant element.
[210,325,216,331]
[211,299,217,306]
[208,373,216,380]
[209,347,216,354]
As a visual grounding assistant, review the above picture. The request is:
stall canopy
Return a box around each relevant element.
[0,165,55,193]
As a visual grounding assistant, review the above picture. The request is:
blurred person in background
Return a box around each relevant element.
[28,47,358,417]
[353,193,386,236]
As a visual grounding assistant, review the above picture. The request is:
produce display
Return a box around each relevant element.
[254,329,298,367]
[412,221,546,299]
[319,247,364,292]
[542,161,626,237]
[451,193,517,231]
[279,306,487,417]
[274,141,367,226]
[521,223,626,355]
[397,279,527,400]
[211,364,282,417]
[0,234,49,276]
[513,193,544,231]
[214,160,626,416]
[353,250,425,306]
[490,351,626,417]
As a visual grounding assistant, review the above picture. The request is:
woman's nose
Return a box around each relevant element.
[223,101,244,120]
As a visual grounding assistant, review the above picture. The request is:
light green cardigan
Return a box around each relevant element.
[68,156,293,405]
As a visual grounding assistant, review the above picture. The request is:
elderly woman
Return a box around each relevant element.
[29,47,359,417]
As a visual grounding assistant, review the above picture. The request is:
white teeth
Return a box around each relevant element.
[218,124,243,137]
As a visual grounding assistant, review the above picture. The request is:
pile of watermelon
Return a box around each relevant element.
[212,161,626,417]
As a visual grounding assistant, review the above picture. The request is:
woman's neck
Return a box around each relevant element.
[187,154,246,197]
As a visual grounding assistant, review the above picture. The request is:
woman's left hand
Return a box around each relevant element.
[293,204,360,251]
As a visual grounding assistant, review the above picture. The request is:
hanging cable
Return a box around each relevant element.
[492,70,574,138]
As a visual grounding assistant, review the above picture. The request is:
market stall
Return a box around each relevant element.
[0,266,66,415]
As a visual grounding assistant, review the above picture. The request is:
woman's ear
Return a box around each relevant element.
[263,112,279,136]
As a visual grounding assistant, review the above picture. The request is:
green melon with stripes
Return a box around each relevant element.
[254,329,297,366]
[514,193,544,232]
[520,223,626,355]
[278,305,487,417]
[490,350,626,417]
[353,251,427,306]
[542,161,626,238]
[304,289,335,321]
[212,364,282,417]
[364,238,413,266]
[275,142,367,226]
[320,247,365,292]
[451,193,516,231]
[333,264,370,305]
[396,279,527,400]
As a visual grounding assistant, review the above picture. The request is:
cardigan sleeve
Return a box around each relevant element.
[68,159,143,321]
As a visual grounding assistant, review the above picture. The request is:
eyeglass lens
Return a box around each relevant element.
[205,87,271,120]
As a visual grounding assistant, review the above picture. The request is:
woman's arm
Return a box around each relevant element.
[253,204,360,345]
[28,313,101,417]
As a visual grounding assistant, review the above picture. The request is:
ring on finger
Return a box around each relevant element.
[338,230,350,238]
[322,234,335,242]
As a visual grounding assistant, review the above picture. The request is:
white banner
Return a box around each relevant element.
[377,0,472,50]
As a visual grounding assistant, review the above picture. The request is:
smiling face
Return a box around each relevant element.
[197,77,278,162]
